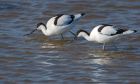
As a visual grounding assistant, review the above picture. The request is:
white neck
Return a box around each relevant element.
[39,25,48,36]
[78,32,92,41]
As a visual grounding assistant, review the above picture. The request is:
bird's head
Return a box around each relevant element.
[24,22,46,36]
[37,22,46,31]
[76,29,90,37]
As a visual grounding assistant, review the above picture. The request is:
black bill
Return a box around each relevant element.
[24,29,37,36]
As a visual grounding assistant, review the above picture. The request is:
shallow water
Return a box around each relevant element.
[0,0,140,84]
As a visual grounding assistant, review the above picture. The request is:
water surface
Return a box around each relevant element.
[0,0,140,84]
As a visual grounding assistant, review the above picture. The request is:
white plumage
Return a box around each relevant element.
[77,24,137,50]
[25,13,85,39]
[54,14,83,26]
[98,25,116,35]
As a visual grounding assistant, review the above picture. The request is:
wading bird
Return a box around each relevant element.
[24,13,85,39]
[76,24,137,50]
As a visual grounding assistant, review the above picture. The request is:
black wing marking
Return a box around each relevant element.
[54,14,64,25]
[98,24,113,32]
[111,29,128,36]
[67,15,74,24]
[54,14,75,26]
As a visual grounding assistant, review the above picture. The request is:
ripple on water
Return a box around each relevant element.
[0,11,20,19]
[0,0,140,83]
[0,3,18,10]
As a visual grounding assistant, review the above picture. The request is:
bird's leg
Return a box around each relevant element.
[103,43,106,50]
[61,34,64,40]
[69,31,76,40]
[112,42,118,50]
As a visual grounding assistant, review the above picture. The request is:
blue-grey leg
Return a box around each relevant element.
[61,34,64,40]
[69,31,76,39]
[103,43,106,50]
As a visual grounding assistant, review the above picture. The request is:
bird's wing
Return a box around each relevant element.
[54,14,74,26]
[99,24,129,36]
[98,24,117,36]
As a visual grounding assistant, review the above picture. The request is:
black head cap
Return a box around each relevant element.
[37,22,46,28]
[77,29,89,36]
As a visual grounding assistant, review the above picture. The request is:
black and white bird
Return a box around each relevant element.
[77,24,137,50]
[24,13,85,39]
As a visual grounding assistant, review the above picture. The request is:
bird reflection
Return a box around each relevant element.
[41,39,70,49]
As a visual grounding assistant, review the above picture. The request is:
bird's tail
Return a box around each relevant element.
[123,30,137,35]
[74,13,85,20]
